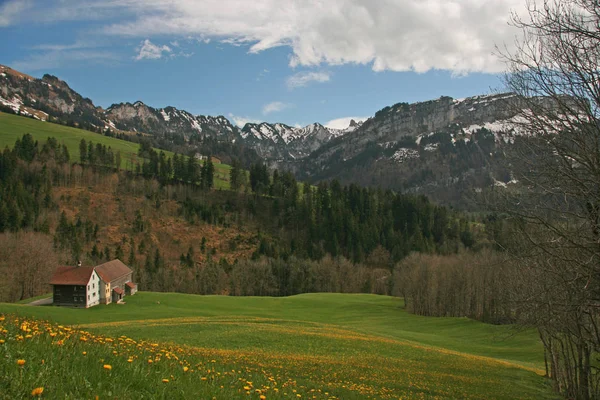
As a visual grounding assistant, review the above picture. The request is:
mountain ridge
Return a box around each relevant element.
[0,63,537,206]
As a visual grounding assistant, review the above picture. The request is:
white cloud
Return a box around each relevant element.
[228,113,260,128]
[12,50,120,71]
[262,101,290,115]
[286,71,330,89]
[135,39,172,61]
[9,0,527,74]
[325,116,368,130]
[0,0,32,27]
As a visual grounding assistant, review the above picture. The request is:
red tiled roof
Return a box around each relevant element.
[50,266,95,285]
[125,282,137,288]
[95,259,132,283]
[113,287,124,295]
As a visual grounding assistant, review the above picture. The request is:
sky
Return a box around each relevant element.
[0,0,527,129]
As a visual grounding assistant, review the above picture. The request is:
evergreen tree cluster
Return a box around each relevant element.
[55,212,99,262]
[78,139,120,169]
[0,134,56,232]
[183,163,476,264]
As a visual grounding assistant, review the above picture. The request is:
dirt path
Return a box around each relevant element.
[27,297,53,306]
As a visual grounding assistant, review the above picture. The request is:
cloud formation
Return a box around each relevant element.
[325,116,368,130]
[262,101,290,115]
[227,113,261,128]
[135,39,172,60]
[286,71,330,89]
[0,0,32,27]
[3,0,525,74]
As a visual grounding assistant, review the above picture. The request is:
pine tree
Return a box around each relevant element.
[229,158,241,191]
[206,157,215,189]
[115,244,124,260]
[128,238,136,266]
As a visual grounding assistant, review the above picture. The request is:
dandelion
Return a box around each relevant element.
[0,339,5,344]
[103,364,112,371]
[127,358,133,363]
[260,396,266,400]
[162,379,169,383]
[82,352,87,355]
[17,359,26,366]
[31,387,44,397]
[147,359,153,364]
[183,366,189,372]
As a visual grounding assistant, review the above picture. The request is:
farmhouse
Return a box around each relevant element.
[50,259,137,308]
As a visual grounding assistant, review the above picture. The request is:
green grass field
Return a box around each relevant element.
[0,112,231,189]
[0,293,556,399]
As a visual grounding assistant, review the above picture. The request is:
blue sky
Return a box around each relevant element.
[0,0,524,129]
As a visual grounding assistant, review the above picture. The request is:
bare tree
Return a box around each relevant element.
[495,1,600,397]
[0,232,60,302]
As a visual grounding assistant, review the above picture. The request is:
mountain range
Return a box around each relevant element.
[0,64,533,206]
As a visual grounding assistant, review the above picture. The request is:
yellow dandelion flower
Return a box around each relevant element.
[82,352,87,355]
[0,339,5,344]
[183,366,189,372]
[103,364,112,371]
[127,359,133,363]
[260,396,266,400]
[162,379,169,383]
[147,359,153,364]
[17,359,26,366]
[31,387,44,396]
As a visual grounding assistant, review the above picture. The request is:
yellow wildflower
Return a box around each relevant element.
[103,364,112,371]
[17,359,26,366]
[162,379,169,383]
[31,387,44,397]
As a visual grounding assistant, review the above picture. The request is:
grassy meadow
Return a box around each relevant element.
[0,293,556,399]
[0,112,231,189]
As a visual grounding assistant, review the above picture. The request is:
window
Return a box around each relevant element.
[87,295,90,301]
[93,283,95,289]
[88,285,90,290]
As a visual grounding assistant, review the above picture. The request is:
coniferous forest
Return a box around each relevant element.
[0,133,481,302]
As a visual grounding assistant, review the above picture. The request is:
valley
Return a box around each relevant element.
[0,292,556,399]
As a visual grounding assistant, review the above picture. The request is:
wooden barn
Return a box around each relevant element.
[50,259,137,308]
[50,264,101,308]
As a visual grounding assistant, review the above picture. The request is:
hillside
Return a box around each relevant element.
[0,112,232,189]
[0,63,534,204]
[0,292,556,399]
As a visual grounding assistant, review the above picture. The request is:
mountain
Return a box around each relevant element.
[104,102,239,141]
[240,121,361,160]
[1,63,542,206]
[0,64,361,162]
[287,93,542,206]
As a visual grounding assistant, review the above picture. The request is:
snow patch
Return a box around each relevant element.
[160,109,170,122]
[392,148,419,163]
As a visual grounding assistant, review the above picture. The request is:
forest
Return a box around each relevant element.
[0,133,481,302]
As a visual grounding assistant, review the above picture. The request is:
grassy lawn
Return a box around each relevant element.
[0,292,557,399]
[0,112,231,189]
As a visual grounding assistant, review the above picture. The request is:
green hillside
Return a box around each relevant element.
[0,293,556,399]
[0,112,231,189]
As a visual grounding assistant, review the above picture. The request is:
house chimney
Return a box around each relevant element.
[77,260,82,268]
